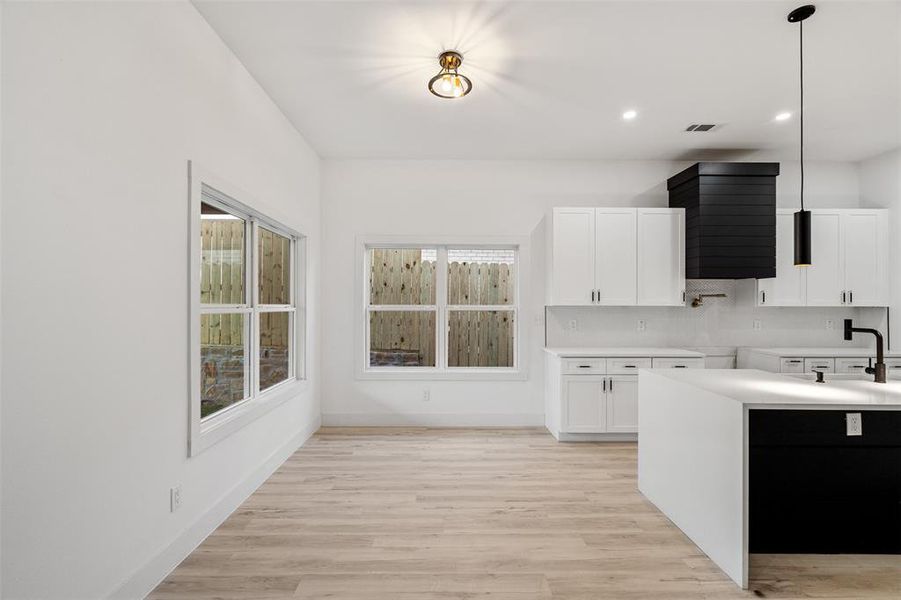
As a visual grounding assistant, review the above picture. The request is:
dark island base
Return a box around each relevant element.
[749,409,901,554]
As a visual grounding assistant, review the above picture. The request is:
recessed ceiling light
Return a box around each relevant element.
[622,110,638,120]
[774,112,792,121]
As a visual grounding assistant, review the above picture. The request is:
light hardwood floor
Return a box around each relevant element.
[151,428,900,599]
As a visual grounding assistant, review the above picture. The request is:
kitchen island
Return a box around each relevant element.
[638,369,901,588]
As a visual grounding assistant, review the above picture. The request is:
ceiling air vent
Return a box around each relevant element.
[686,124,717,132]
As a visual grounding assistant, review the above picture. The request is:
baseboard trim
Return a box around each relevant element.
[108,415,321,600]
[321,413,544,427]
[556,432,638,442]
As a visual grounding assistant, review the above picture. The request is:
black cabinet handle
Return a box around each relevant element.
[578,365,591,369]
[623,365,636,368]
[609,378,614,392]
[850,291,853,304]
[842,291,846,304]
[602,379,606,393]
[761,291,766,304]
[591,290,595,303]
[673,365,687,368]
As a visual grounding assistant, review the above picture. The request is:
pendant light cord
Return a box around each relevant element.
[800,20,805,211]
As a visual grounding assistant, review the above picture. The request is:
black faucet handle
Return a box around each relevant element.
[812,369,825,383]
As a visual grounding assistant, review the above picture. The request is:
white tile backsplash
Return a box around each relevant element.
[547,285,886,350]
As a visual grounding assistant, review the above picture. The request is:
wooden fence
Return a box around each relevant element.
[200,220,290,350]
[369,249,514,367]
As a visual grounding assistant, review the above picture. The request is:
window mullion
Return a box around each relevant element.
[436,247,448,370]
[250,219,259,398]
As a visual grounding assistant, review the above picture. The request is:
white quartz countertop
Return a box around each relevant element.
[544,347,704,358]
[742,347,901,358]
[644,368,901,407]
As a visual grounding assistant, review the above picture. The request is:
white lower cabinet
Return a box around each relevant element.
[561,374,639,434]
[606,375,639,433]
[562,376,607,433]
[547,352,704,439]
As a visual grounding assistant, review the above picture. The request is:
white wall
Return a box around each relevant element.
[860,148,901,347]
[321,159,861,425]
[1,2,321,598]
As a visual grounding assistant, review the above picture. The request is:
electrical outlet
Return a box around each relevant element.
[422,389,430,402]
[846,413,862,436]
[170,485,182,512]
[752,319,762,331]
[568,319,578,332]
[826,319,835,330]
[637,320,647,332]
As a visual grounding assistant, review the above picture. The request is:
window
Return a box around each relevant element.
[190,164,305,455]
[363,244,520,375]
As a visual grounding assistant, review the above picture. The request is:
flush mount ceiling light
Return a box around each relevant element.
[788,4,815,267]
[428,51,472,99]
[774,111,792,121]
[622,110,638,120]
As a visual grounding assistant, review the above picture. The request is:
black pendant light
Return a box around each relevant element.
[789,5,815,266]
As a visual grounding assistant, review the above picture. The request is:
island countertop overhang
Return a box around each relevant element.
[639,368,901,408]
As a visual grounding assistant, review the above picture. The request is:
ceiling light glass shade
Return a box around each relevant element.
[428,51,472,99]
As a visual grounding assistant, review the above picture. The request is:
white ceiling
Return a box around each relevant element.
[195,0,901,161]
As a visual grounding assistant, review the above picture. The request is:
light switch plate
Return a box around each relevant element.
[637,320,647,332]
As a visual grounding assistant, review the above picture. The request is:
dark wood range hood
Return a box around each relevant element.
[667,162,779,279]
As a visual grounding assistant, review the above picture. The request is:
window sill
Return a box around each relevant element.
[190,377,310,456]
[356,368,528,382]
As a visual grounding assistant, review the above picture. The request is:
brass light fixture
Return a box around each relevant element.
[428,51,472,99]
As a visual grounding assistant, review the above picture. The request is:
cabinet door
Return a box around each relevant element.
[595,209,637,305]
[842,211,887,306]
[606,376,639,433]
[758,210,805,306]
[561,376,606,433]
[805,211,844,306]
[637,209,685,305]
[552,208,596,305]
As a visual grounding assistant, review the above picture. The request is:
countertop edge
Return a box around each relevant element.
[544,347,705,358]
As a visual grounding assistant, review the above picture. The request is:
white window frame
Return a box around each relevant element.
[189,162,308,456]
[356,235,529,381]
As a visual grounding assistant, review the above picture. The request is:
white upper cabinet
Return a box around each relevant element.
[551,208,596,305]
[637,208,685,305]
[757,208,888,307]
[805,210,844,306]
[595,209,637,305]
[842,211,887,306]
[550,207,685,306]
[758,210,805,306]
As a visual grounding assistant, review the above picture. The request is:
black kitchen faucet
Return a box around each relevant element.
[844,319,887,383]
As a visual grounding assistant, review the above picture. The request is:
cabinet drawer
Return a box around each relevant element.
[562,358,606,374]
[652,357,705,369]
[607,357,651,374]
[780,358,804,373]
[886,359,901,379]
[804,358,835,373]
[835,357,871,374]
